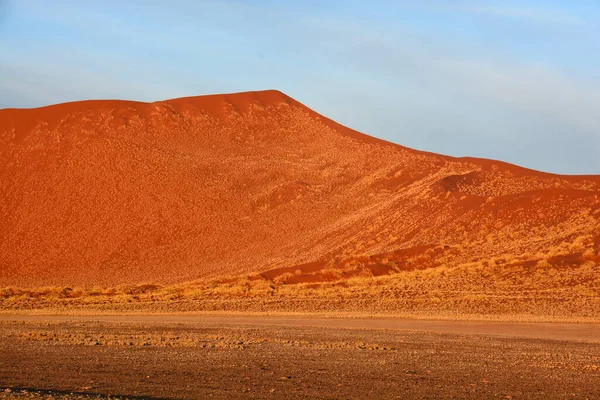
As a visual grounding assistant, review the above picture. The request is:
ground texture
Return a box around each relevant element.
[1,316,600,399]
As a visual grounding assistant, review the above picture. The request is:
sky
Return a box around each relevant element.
[1,0,599,175]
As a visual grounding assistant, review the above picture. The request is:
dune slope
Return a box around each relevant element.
[1,90,599,287]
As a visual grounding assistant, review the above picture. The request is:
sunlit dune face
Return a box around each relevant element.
[1,90,599,287]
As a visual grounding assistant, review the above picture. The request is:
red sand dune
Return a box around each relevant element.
[1,90,599,287]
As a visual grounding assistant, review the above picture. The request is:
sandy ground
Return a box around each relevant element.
[2,314,600,342]
[1,315,599,399]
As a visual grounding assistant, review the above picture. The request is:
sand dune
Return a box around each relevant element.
[1,90,599,287]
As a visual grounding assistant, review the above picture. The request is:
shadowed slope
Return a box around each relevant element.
[1,90,599,287]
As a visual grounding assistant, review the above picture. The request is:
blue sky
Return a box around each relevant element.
[1,0,599,174]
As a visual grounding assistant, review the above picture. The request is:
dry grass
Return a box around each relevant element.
[2,256,599,320]
[3,234,598,320]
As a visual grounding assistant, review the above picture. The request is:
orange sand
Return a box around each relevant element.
[1,90,599,287]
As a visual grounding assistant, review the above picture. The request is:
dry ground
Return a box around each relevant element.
[1,316,600,399]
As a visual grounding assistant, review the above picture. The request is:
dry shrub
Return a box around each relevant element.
[536,259,551,269]
[582,248,596,260]
[581,261,597,269]
[569,235,593,253]
[0,287,21,298]
[59,287,84,298]
[272,272,295,284]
